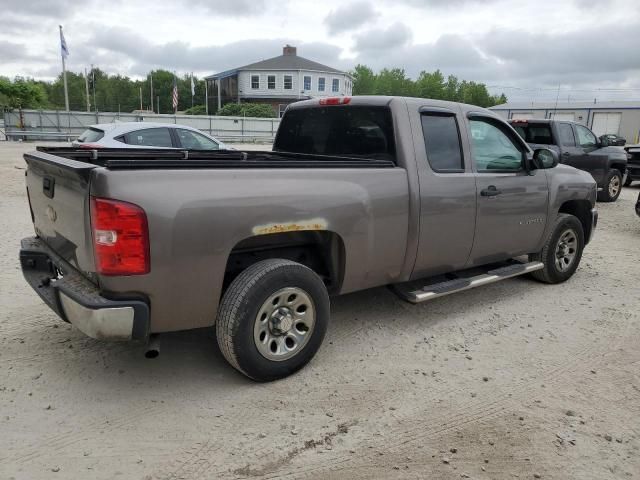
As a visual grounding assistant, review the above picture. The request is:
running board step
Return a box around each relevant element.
[393,261,544,304]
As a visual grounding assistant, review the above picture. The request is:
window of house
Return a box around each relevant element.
[421,114,464,172]
[318,77,325,92]
[303,75,311,91]
[332,78,340,92]
[251,75,259,89]
[284,75,292,90]
[469,118,523,172]
[267,75,276,89]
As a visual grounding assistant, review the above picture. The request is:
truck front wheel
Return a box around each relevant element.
[598,170,622,202]
[529,214,584,284]
[216,259,330,381]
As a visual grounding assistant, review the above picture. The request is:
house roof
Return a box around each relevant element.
[490,100,640,111]
[206,51,346,80]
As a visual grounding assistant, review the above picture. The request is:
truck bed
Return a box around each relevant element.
[33,147,397,170]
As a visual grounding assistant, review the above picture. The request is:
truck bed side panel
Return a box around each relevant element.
[91,168,410,333]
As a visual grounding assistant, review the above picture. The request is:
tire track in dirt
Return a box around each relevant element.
[156,307,629,480]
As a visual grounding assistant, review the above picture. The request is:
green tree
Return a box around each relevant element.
[0,76,48,109]
[415,70,445,100]
[374,68,414,96]
[350,64,377,95]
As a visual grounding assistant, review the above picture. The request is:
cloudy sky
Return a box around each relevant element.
[1,0,639,101]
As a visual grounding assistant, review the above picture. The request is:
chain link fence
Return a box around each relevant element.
[2,109,280,143]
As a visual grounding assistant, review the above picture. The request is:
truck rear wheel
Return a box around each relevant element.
[598,170,622,202]
[216,259,329,381]
[529,214,584,284]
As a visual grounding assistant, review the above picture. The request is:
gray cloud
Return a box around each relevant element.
[324,1,379,34]
[188,0,269,16]
[0,0,78,17]
[353,22,412,52]
[82,27,349,76]
[0,40,31,63]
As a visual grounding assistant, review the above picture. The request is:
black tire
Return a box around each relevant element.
[623,173,633,187]
[597,170,622,202]
[529,214,584,284]
[216,259,329,381]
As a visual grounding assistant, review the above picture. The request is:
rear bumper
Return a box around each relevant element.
[19,237,149,341]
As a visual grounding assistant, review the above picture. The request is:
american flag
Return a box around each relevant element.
[172,76,179,112]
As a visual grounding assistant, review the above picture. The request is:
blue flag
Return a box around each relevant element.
[60,26,69,59]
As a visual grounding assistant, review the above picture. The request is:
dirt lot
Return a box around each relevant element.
[1,141,639,480]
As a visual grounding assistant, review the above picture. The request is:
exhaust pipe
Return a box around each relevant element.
[145,334,160,359]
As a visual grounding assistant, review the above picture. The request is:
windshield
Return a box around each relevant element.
[274,106,396,161]
[77,127,105,143]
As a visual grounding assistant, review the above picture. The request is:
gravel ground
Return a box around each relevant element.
[1,141,639,480]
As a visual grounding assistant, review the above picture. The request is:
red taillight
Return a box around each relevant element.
[90,197,149,276]
[319,97,351,105]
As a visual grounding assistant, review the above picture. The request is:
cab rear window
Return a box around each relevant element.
[274,106,396,162]
[77,127,104,143]
[512,123,553,144]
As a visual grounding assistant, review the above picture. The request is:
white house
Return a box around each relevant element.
[205,45,352,116]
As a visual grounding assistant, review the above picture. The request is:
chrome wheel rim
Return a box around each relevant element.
[253,287,316,362]
[609,175,621,198]
[555,229,577,272]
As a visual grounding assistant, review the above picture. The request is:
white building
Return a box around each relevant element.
[489,101,640,143]
[206,45,352,116]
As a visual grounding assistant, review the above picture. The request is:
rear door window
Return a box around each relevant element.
[77,127,104,143]
[421,114,464,172]
[274,106,396,161]
[124,128,173,147]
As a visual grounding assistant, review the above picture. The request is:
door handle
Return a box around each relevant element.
[480,186,502,197]
[562,152,570,157]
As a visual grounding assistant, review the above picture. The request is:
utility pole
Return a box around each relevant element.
[139,87,143,111]
[91,64,97,112]
[157,96,160,115]
[205,80,209,115]
[149,74,154,113]
[84,68,90,112]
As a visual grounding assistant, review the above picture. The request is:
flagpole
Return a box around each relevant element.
[59,25,70,112]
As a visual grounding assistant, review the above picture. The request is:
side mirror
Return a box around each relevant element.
[599,135,610,147]
[532,148,559,169]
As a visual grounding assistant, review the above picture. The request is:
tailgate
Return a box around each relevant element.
[24,150,97,277]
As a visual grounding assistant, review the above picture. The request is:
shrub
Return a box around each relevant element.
[184,104,208,115]
[217,103,275,118]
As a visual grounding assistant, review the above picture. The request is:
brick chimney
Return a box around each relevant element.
[283,45,297,56]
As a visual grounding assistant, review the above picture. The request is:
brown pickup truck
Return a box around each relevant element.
[20,96,598,381]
